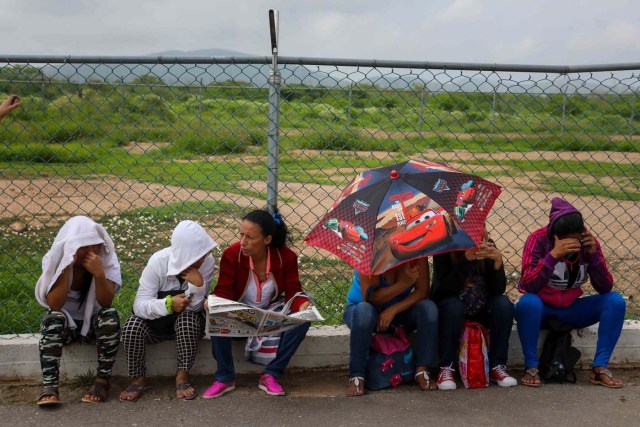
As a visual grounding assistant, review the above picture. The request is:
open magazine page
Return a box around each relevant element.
[207,295,323,337]
[288,305,325,321]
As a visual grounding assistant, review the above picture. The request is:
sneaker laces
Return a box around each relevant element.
[439,365,455,382]
[492,365,509,378]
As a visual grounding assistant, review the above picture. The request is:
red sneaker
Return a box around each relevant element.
[490,365,517,387]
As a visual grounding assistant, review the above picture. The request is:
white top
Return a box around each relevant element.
[133,248,216,319]
[240,249,276,309]
[34,216,121,336]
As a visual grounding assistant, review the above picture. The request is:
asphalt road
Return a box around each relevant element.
[1,369,638,426]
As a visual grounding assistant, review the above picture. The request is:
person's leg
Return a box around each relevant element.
[204,334,237,398]
[394,299,438,391]
[174,310,205,399]
[550,292,626,387]
[259,322,311,395]
[484,294,515,368]
[38,311,67,404]
[82,307,120,402]
[343,302,377,396]
[436,297,464,390]
[483,295,517,387]
[515,293,550,386]
[119,315,153,401]
[264,322,311,379]
[437,297,465,367]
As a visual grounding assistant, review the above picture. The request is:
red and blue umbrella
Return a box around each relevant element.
[304,158,502,276]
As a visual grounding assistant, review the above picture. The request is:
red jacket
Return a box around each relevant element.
[212,242,307,312]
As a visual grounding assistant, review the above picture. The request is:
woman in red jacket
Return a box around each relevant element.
[203,210,312,398]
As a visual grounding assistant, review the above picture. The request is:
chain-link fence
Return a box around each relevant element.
[1,55,638,336]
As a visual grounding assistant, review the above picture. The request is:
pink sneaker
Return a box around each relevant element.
[202,380,235,398]
[258,374,285,396]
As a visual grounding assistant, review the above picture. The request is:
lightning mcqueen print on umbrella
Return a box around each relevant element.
[304,159,502,276]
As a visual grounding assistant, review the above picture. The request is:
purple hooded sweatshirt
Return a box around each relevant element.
[518,198,614,308]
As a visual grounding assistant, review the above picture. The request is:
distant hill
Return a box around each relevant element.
[40,48,333,87]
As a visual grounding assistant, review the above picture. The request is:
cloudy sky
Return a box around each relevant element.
[2,0,640,65]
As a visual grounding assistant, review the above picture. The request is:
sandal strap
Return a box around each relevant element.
[125,383,146,393]
[414,370,430,380]
[593,367,613,379]
[176,382,194,391]
[39,385,59,399]
[349,377,365,387]
[525,367,539,376]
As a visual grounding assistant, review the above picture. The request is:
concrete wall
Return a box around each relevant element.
[1,321,639,380]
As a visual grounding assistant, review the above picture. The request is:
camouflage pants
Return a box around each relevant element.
[39,308,121,387]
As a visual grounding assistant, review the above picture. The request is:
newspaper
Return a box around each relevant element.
[207,295,324,337]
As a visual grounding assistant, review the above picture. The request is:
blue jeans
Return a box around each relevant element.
[211,322,310,382]
[437,295,514,368]
[515,292,626,368]
[342,300,438,378]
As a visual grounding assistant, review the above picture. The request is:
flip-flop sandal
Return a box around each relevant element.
[119,383,148,402]
[414,371,437,391]
[347,377,365,397]
[176,382,197,400]
[82,381,110,403]
[37,386,62,406]
[590,367,624,389]
[521,367,542,387]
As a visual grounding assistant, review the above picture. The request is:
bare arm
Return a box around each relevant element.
[84,252,116,307]
[362,262,421,306]
[46,265,72,311]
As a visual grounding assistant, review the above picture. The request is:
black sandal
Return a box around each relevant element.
[37,386,61,406]
[119,383,147,402]
[176,382,197,400]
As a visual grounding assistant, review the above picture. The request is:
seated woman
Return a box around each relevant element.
[430,230,516,390]
[343,258,438,396]
[204,210,312,398]
[35,216,122,406]
[119,220,217,401]
[516,198,626,388]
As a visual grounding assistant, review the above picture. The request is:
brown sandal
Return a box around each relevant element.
[521,367,542,387]
[347,377,365,397]
[37,386,62,406]
[590,367,624,389]
[415,371,437,391]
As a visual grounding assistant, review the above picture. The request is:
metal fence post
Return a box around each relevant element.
[266,10,281,214]
[199,78,204,130]
[418,90,425,134]
[347,83,353,128]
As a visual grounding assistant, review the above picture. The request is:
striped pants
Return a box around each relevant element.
[121,310,205,378]
[39,308,121,387]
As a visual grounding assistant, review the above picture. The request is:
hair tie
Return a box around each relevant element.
[273,212,283,225]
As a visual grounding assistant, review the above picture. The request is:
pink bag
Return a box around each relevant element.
[370,326,411,354]
[458,321,489,389]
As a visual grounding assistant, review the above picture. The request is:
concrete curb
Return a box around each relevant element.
[1,321,639,380]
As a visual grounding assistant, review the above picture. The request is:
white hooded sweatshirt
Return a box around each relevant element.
[34,216,122,336]
[133,220,217,319]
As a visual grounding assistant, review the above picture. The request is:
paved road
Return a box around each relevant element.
[1,369,639,426]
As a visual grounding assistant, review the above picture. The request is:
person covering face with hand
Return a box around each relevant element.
[515,198,625,388]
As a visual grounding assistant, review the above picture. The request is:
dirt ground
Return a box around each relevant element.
[1,147,638,297]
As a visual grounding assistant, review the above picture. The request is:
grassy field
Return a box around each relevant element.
[1,67,639,333]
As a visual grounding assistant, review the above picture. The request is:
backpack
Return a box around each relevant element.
[365,326,415,390]
[539,316,581,384]
[458,321,489,389]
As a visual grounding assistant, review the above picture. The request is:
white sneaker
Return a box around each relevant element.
[437,365,457,390]
[490,365,517,387]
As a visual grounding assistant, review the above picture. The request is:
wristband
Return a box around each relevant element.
[165,295,173,313]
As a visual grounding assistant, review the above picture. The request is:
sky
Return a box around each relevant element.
[2,0,640,65]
